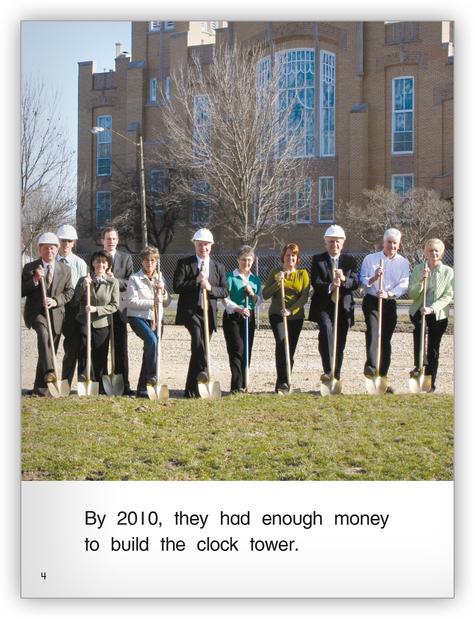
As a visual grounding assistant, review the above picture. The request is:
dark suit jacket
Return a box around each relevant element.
[21,258,74,334]
[173,255,228,332]
[111,250,133,320]
[308,252,359,325]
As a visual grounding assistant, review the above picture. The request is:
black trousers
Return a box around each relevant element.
[31,315,61,391]
[410,312,448,388]
[61,303,80,385]
[77,323,110,393]
[223,311,256,391]
[269,314,303,388]
[112,313,130,390]
[314,304,350,379]
[183,309,213,397]
[362,295,397,377]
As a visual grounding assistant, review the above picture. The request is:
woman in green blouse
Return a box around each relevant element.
[262,243,310,392]
[408,238,454,392]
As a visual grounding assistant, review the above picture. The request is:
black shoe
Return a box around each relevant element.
[196,371,208,383]
[409,367,419,379]
[429,386,436,393]
[123,387,135,396]
[184,390,199,399]
[45,371,56,384]
[385,386,395,394]
[364,365,376,378]
[31,388,46,397]
[275,382,289,393]
[78,374,86,382]
[136,390,149,398]
[320,372,331,382]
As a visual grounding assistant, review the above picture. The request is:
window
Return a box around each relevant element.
[296,179,312,223]
[149,21,160,32]
[318,177,334,223]
[201,21,216,34]
[96,115,111,176]
[277,187,291,223]
[164,21,175,31]
[150,78,158,103]
[150,169,168,212]
[193,95,211,158]
[275,49,315,158]
[392,174,414,195]
[320,51,336,156]
[192,181,211,224]
[164,76,171,101]
[149,21,175,32]
[392,77,414,154]
[96,192,111,229]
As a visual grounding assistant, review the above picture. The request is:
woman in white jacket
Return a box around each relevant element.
[126,246,171,397]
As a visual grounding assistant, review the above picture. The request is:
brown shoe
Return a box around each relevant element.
[45,372,56,384]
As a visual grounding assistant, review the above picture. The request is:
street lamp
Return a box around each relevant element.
[91,126,148,247]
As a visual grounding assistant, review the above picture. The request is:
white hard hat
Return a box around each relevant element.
[56,224,78,240]
[37,232,60,246]
[324,224,346,240]
[192,228,214,244]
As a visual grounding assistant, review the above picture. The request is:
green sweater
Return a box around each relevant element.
[408,262,454,320]
[262,268,310,320]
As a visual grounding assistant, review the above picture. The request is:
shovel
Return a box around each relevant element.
[147,290,169,400]
[243,295,250,392]
[321,279,343,396]
[77,279,100,397]
[39,276,70,398]
[276,277,293,395]
[197,287,221,398]
[365,259,389,395]
[102,319,124,395]
[409,265,432,393]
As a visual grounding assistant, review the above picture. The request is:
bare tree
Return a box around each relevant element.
[342,186,453,261]
[21,79,76,257]
[152,41,306,249]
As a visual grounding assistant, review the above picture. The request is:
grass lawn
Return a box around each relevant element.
[21,393,453,481]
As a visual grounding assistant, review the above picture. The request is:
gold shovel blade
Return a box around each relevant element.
[47,379,70,398]
[320,377,342,397]
[102,374,124,396]
[365,376,388,395]
[77,380,100,397]
[147,383,169,401]
[409,373,432,394]
[198,380,221,399]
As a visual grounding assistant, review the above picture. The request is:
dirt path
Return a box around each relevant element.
[21,324,453,396]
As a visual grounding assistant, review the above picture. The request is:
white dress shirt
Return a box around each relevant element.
[56,252,88,287]
[360,250,409,298]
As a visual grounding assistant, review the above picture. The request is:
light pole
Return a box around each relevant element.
[91,126,148,248]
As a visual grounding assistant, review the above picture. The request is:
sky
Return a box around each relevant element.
[21,21,132,161]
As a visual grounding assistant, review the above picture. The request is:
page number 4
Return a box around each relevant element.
[41,572,47,580]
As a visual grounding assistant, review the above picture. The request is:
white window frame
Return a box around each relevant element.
[296,179,312,223]
[164,76,171,101]
[275,49,316,159]
[96,191,111,229]
[164,21,175,31]
[149,21,161,32]
[193,94,211,158]
[192,181,211,225]
[96,115,112,177]
[277,187,291,224]
[201,21,216,34]
[150,78,158,103]
[320,51,336,157]
[318,177,335,224]
[392,76,414,154]
[150,168,168,212]
[391,173,414,196]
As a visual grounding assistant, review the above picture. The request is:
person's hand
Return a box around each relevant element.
[239,307,251,317]
[335,268,346,283]
[421,266,430,280]
[43,297,57,309]
[281,308,291,317]
[85,305,97,314]
[276,271,285,282]
[377,289,388,299]
[420,306,433,315]
[33,265,44,283]
[244,284,254,296]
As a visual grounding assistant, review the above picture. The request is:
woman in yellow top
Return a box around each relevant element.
[262,243,310,392]
[408,238,454,392]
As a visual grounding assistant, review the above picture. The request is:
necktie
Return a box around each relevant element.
[46,265,53,288]
[198,261,205,307]
[331,258,338,304]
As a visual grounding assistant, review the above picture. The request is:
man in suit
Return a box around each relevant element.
[173,228,228,398]
[308,225,359,384]
[21,232,74,395]
[101,226,134,394]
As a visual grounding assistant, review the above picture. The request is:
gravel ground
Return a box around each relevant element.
[21,323,453,396]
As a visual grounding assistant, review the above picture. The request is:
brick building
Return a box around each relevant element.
[76,20,453,253]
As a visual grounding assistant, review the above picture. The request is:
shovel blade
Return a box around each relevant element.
[365,376,388,395]
[409,373,432,394]
[77,380,100,397]
[147,383,169,401]
[102,374,124,396]
[47,379,70,398]
[198,380,221,399]
[320,377,342,397]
